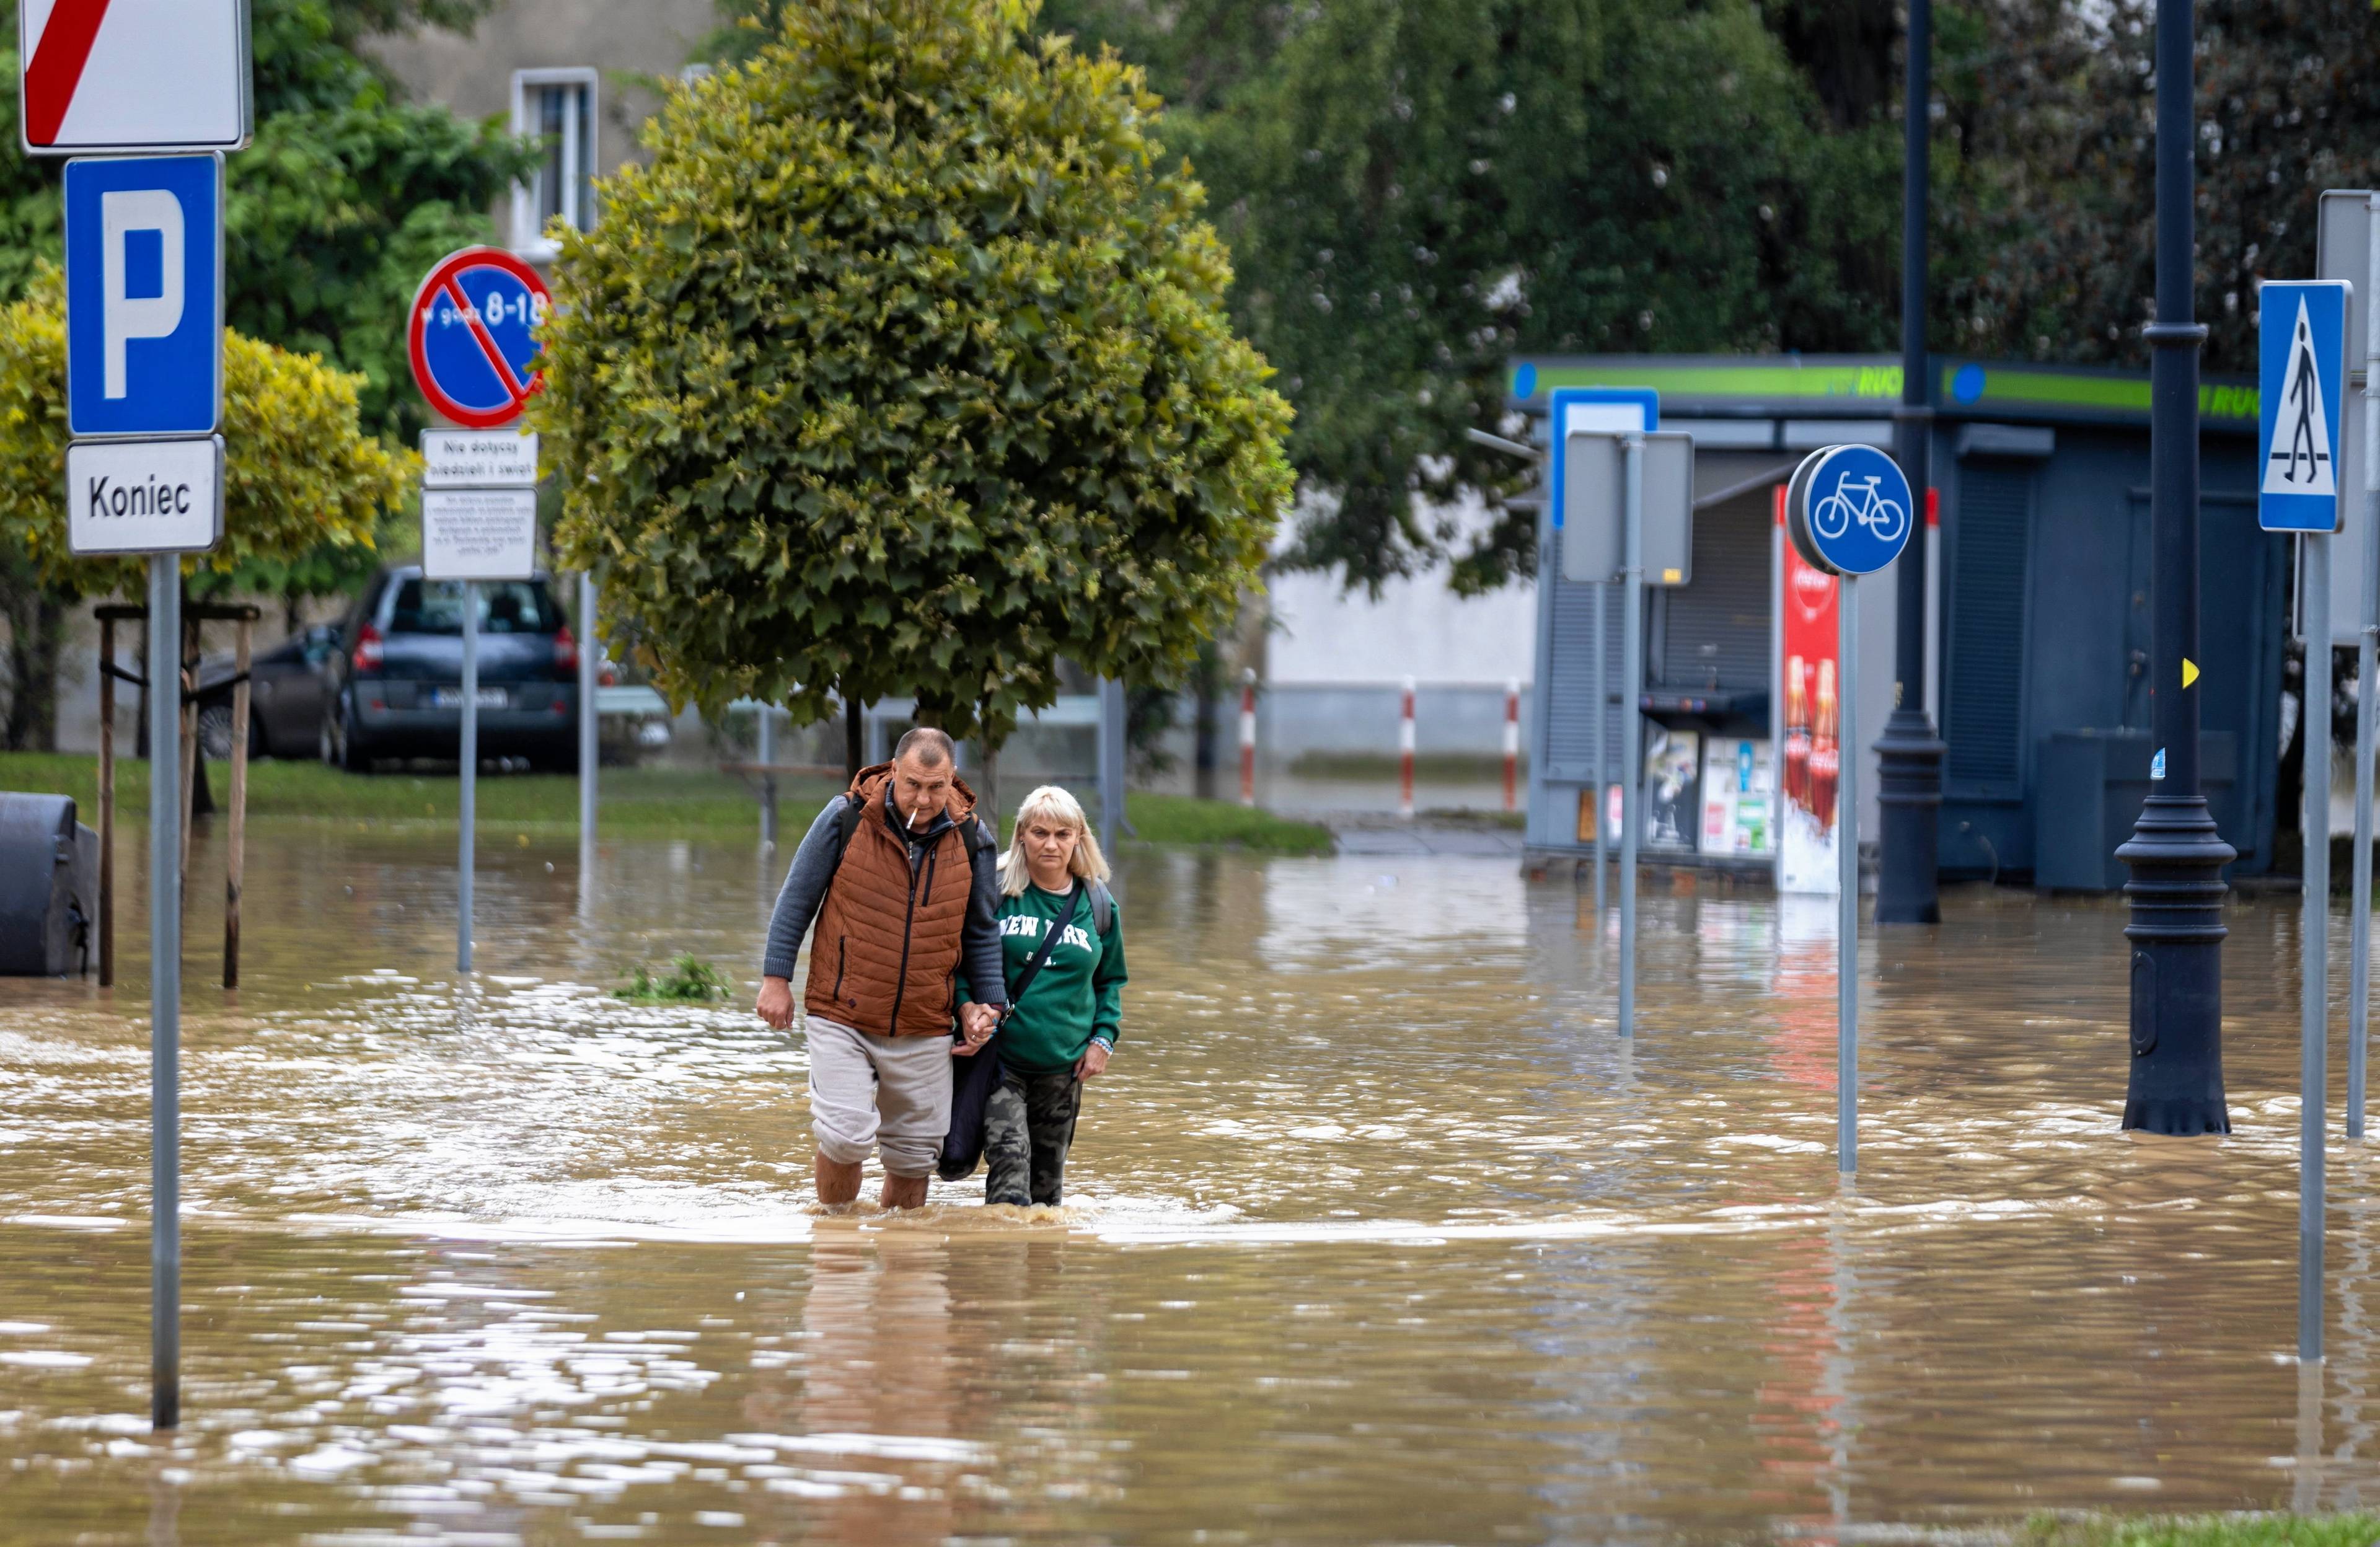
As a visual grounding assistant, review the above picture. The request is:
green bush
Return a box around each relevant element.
[534,0,1293,747]
[614,954,736,1005]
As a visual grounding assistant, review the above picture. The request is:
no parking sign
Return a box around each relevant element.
[407,246,549,429]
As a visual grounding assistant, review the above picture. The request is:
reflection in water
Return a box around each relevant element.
[5,821,2380,1540]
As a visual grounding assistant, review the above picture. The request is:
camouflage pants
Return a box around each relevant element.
[983,1066,1083,1207]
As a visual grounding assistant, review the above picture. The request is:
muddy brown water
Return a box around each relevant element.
[4,820,2380,1544]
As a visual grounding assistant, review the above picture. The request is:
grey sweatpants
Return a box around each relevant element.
[805,1016,954,1179]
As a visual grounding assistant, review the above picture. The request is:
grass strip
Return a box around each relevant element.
[2012,1515,2380,1546]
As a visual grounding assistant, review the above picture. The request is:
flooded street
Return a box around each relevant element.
[6,822,2380,1543]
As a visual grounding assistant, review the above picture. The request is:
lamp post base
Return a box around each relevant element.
[1874,705,1945,924]
[2117,792,2234,1134]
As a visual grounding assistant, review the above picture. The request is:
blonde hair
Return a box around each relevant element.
[999,784,1110,896]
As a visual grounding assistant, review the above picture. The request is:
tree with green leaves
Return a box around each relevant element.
[539,0,1292,790]
[1015,0,1902,595]
[1936,0,2380,380]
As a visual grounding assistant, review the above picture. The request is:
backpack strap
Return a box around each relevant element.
[1086,879,1113,937]
[835,790,866,857]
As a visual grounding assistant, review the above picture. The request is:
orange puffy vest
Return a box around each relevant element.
[803,764,987,1038]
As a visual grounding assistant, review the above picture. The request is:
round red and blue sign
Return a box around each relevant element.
[407,247,550,429]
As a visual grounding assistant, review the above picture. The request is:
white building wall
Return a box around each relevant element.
[1259,488,1536,760]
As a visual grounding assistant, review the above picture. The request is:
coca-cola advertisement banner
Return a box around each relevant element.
[1778,489,1841,894]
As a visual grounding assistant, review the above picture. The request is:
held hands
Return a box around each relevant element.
[953,1001,1000,1055]
[756,976,795,1030]
[1075,1041,1111,1081]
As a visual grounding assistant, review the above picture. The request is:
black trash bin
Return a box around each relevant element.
[0,791,97,976]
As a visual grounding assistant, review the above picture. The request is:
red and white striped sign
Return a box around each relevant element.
[20,0,250,155]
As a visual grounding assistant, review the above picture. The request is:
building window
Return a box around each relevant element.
[511,69,597,258]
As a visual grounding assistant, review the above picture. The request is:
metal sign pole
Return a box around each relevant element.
[1619,434,1644,1037]
[2355,192,2380,1142]
[1838,574,1861,1177]
[2306,532,2333,1366]
[757,702,778,849]
[458,580,477,974]
[146,555,180,1430]
[578,571,597,864]
[1592,581,1606,914]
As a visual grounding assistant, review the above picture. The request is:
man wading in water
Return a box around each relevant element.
[755,729,1007,1209]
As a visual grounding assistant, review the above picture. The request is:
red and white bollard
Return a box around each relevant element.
[1398,676,1417,819]
[1238,669,1257,807]
[1502,678,1520,813]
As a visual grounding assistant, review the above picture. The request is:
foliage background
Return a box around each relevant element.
[0,0,527,747]
[0,273,413,602]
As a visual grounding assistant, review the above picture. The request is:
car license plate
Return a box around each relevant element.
[432,687,508,709]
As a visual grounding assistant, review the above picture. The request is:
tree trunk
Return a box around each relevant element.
[136,615,151,760]
[1193,645,1221,800]
[1,589,64,751]
[844,689,863,781]
[183,602,214,818]
[977,694,1001,842]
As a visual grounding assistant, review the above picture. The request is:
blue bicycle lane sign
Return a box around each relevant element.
[1789,443,1913,576]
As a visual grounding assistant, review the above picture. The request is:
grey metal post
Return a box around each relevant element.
[578,571,597,855]
[1100,676,1127,859]
[1592,580,1606,914]
[1619,434,1644,1037]
[147,556,180,1431]
[1839,573,1861,1177]
[756,702,777,850]
[2307,532,2334,1365]
[458,580,477,974]
[2353,193,2380,1142]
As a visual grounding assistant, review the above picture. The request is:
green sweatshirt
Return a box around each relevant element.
[954,883,1128,1075]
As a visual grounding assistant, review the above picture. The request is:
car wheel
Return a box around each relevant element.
[198,705,265,762]
[337,700,374,775]
[196,705,234,762]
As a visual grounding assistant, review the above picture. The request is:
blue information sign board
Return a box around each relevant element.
[1547,387,1657,529]
[63,153,223,439]
[2260,279,2352,533]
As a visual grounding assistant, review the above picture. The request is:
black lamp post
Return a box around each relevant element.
[2116,0,2232,1134]
[1875,0,1947,925]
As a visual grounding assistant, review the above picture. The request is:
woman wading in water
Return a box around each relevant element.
[955,785,1127,1207]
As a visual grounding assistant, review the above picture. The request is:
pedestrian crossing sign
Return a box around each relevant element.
[2260,279,2352,533]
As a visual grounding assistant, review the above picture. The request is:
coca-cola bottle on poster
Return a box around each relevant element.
[1809,658,1840,832]
[1783,654,1811,815]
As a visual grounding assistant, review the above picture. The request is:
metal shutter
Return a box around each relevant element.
[1542,527,1626,783]
[1946,462,2033,793]
[1657,494,1771,691]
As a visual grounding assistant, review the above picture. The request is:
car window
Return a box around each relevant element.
[387,580,556,635]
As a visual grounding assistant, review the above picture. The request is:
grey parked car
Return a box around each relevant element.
[320,565,583,773]
[194,624,341,760]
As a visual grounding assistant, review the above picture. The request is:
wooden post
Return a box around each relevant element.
[223,615,250,989]
[178,612,196,901]
[99,614,115,988]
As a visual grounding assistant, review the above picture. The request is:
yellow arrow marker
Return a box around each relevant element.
[2182,658,2200,689]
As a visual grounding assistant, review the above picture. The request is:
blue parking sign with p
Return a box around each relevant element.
[2259,278,2351,534]
[64,154,223,438]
